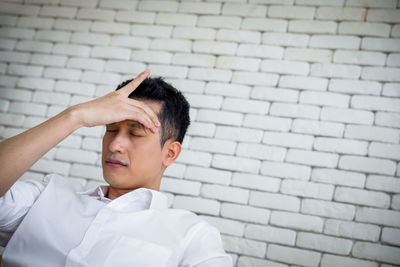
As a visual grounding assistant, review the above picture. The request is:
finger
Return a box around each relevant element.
[125,107,158,133]
[127,99,161,127]
[119,69,150,96]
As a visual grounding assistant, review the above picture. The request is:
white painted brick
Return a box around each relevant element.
[339,155,396,175]
[346,0,397,8]
[352,242,400,265]
[362,67,400,82]
[392,195,400,210]
[32,91,70,106]
[335,187,390,208]
[237,256,287,267]
[0,3,40,16]
[99,0,138,10]
[17,17,54,29]
[250,191,300,212]
[70,163,102,180]
[55,148,97,164]
[81,71,121,86]
[0,39,16,50]
[204,82,249,99]
[0,15,18,26]
[212,154,260,174]
[215,126,262,143]
[245,224,296,246]
[324,219,380,242]
[222,3,266,17]
[201,215,244,237]
[392,25,400,37]
[251,86,299,103]
[289,20,337,34]
[39,6,77,18]
[237,44,283,60]
[30,54,67,67]
[382,227,400,246]
[282,180,335,200]
[271,210,323,232]
[311,168,365,188]
[232,71,279,86]
[311,63,361,79]
[279,75,328,91]
[267,244,321,267]
[131,50,172,64]
[217,56,260,71]
[71,32,110,46]
[186,94,222,110]
[44,67,81,81]
[244,114,292,132]
[329,79,381,95]
[222,235,266,258]
[193,41,236,56]
[0,51,30,64]
[314,137,368,155]
[35,30,71,43]
[178,2,221,14]
[173,53,216,67]
[53,18,91,32]
[104,60,145,74]
[236,143,286,161]
[222,98,269,114]
[173,196,220,216]
[110,36,150,49]
[0,100,9,112]
[160,178,201,196]
[217,29,261,44]
[177,150,212,167]
[187,122,215,138]
[261,161,311,180]
[163,163,185,179]
[76,8,115,21]
[269,5,315,19]
[201,184,249,204]
[334,50,386,66]
[285,47,333,63]
[9,102,46,116]
[189,67,231,82]
[8,64,43,77]
[317,7,366,20]
[251,0,294,4]
[323,255,378,267]
[55,81,95,97]
[190,137,235,154]
[297,232,353,255]
[356,207,400,227]
[115,11,155,24]
[339,22,391,37]
[198,15,241,30]
[362,37,400,52]
[0,113,24,127]
[138,1,178,12]
[242,18,288,32]
[0,28,35,40]
[270,103,320,119]
[0,88,32,101]
[53,44,90,57]
[17,77,54,91]
[16,40,52,53]
[148,64,188,79]
[263,32,309,47]
[31,159,70,176]
[302,199,356,220]
[302,91,350,108]
[263,131,314,149]
[369,142,400,160]
[184,166,231,185]
[292,119,344,137]
[197,107,243,125]
[167,79,205,94]
[263,59,309,75]
[23,116,46,128]
[375,112,400,128]
[81,137,102,152]
[131,24,172,38]
[91,46,130,60]
[67,58,105,72]
[232,172,280,192]
[321,107,374,125]
[366,175,400,193]
[367,9,400,23]
[309,34,360,49]
[345,125,399,144]
[387,53,400,67]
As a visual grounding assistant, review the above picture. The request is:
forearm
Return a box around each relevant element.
[0,106,83,196]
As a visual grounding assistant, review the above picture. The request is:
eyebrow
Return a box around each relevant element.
[127,122,145,130]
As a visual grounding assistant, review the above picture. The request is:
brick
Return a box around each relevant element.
[242,18,287,32]
[81,137,102,152]
[67,58,105,72]
[300,91,349,108]
[32,91,70,106]
[201,215,244,237]
[53,19,91,32]
[261,161,311,180]
[70,163,102,180]
[314,137,368,155]
[173,195,219,216]
[263,59,309,75]
[321,107,374,125]
[222,98,269,114]
[30,54,67,67]
[367,9,400,23]
[178,2,221,15]
[130,50,172,64]
[335,187,390,208]
[237,44,283,59]
[0,88,31,101]
[237,257,287,267]
[362,37,400,52]
[53,44,90,57]
[190,137,235,155]
[311,168,365,188]
[0,15,18,27]
[289,20,337,34]
[232,71,279,86]
[35,30,71,43]
[346,0,397,8]
[217,29,261,44]
[148,64,188,79]
[17,17,54,29]
[335,50,386,66]
[201,184,249,204]
[212,154,260,174]
[198,15,241,30]
[39,6,77,18]
[251,86,298,103]
[297,232,353,255]
[324,219,380,242]
[382,227,400,246]
[352,242,400,265]
[292,119,344,137]
[262,131,313,149]
[302,199,356,220]
[282,180,334,200]
[160,178,200,196]
[362,67,400,82]
[76,8,115,21]
[92,22,130,35]
[375,112,400,128]
[0,28,34,40]
[187,122,214,138]
[0,51,30,63]
[243,114,292,132]
[285,47,333,63]
[387,53,400,67]
[16,40,52,53]
[91,46,130,60]
[369,142,400,160]
[109,36,150,49]
[270,103,320,119]
[44,68,81,81]
[317,7,366,21]
[236,143,286,161]
[8,64,44,77]
[115,11,155,24]
[322,255,378,267]
[0,39,16,50]
[204,82,249,99]
[197,109,242,126]
[17,77,54,91]
[184,166,230,185]
[245,224,296,245]
[392,25,400,37]
[269,5,315,19]
[31,159,70,176]
[23,116,46,128]
[311,63,361,79]
[186,94,222,110]
[177,150,211,167]
[60,0,97,7]
[366,175,400,193]
[339,22,390,37]
[270,210,323,233]
[392,195,400,210]
[193,41,237,56]
[329,79,381,95]
[173,53,216,67]
[132,24,172,38]
[356,207,400,227]
[232,172,280,192]
[81,71,121,86]
[0,3,40,16]
[217,56,260,71]
[222,235,266,258]
[215,126,262,143]
[138,1,178,12]
[188,67,231,82]
[250,191,300,212]
[309,34,360,49]
[267,244,321,267]
[279,75,328,91]
[55,148,97,164]
[263,32,309,47]
[71,33,110,46]
[0,113,24,127]
[222,3,266,17]
[9,102,47,116]
[339,155,396,175]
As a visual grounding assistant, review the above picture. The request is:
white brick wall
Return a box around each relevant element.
[1,0,399,266]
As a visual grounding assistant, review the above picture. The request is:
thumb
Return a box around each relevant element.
[119,69,151,96]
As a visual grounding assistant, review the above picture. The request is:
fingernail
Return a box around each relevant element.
[156,121,161,127]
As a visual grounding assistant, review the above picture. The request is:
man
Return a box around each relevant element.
[0,70,232,266]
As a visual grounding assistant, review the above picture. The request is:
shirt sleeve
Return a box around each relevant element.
[0,178,47,246]
[179,222,233,267]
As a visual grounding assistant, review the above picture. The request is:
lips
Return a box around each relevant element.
[105,158,127,168]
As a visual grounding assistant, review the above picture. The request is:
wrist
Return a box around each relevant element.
[65,104,86,129]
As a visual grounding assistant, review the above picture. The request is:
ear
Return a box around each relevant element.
[162,141,181,167]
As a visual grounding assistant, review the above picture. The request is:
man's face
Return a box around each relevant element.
[101,100,167,191]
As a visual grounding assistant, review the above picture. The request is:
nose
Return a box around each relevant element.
[108,131,127,153]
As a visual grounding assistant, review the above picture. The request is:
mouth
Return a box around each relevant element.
[105,159,128,168]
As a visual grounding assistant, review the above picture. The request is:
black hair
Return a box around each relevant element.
[115,77,190,147]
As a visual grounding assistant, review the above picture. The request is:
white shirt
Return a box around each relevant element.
[0,174,232,267]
